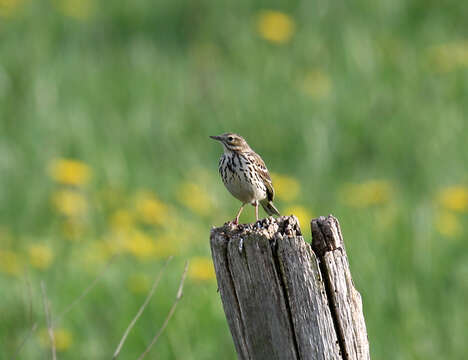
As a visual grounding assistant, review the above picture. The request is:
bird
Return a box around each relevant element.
[210,133,280,224]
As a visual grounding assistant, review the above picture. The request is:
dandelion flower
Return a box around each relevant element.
[428,42,468,72]
[257,10,295,44]
[110,209,135,232]
[49,158,92,186]
[135,191,169,225]
[38,328,73,351]
[51,190,88,217]
[123,230,156,260]
[437,186,468,212]
[189,257,216,281]
[28,244,54,270]
[340,180,393,208]
[270,173,300,202]
[0,250,23,276]
[0,0,23,18]
[177,182,213,216]
[52,0,93,20]
[283,205,313,229]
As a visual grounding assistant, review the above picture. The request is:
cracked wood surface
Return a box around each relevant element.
[212,215,366,360]
[210,215,369,360]
[311,216,371,360]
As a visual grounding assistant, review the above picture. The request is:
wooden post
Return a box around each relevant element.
[210,215,370,360]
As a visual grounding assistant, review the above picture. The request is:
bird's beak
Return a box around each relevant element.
[210,135,223,141]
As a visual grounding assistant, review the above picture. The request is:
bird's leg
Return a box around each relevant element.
[233,203,246,225]
[255,201,259,221]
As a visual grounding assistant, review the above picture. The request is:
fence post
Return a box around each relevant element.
[210,215,370,360]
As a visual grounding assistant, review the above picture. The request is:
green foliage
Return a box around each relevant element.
[1,0,467,358]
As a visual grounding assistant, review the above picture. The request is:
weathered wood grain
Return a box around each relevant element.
[210,216,350,360]
[276,234,341,359]
[226,229,298,360]
[210,230,251,359]
[210,215,369,360]
[311,216,370,360]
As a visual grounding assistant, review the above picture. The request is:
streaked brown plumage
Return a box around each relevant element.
[210,133,280,224]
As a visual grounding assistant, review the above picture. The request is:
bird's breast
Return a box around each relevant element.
[218,154,267,203]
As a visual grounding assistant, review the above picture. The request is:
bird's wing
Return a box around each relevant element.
[250,152,275,202]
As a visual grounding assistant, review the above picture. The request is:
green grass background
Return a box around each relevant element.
[1,0,468,358]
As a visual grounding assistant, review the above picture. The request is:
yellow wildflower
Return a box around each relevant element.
[38,328,73,351]
[49,158,91,186]
[123,230,156,260]
[283,205,313,229]
[0,0,22,17]
[188,257,216,281]
[28,244,54,270]
[270,173,300,202]
[127,273,150,294]
[257,10,295,44]
[110,209,135,232]
[301,70,332,100]
[428,42,468,72]
[340,180,393,208]
[0,250,23,276]
[437,186,468,212]
[52,0,93,20]
[135,191,169,225]
[435,211,462,238]
[177,182,213,216]
[51,190,88,216]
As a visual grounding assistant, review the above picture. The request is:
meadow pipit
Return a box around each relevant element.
[210,133,280,224]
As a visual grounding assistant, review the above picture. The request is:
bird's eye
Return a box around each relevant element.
[228,136,234,141]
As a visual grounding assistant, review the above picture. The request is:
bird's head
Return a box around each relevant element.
[210,133,250,153]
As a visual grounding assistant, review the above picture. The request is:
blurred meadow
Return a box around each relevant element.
[1,0,468,358]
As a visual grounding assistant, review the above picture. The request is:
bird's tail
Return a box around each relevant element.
[260,199,280,216]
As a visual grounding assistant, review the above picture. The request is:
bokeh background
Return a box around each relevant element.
[1,0,468,358]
